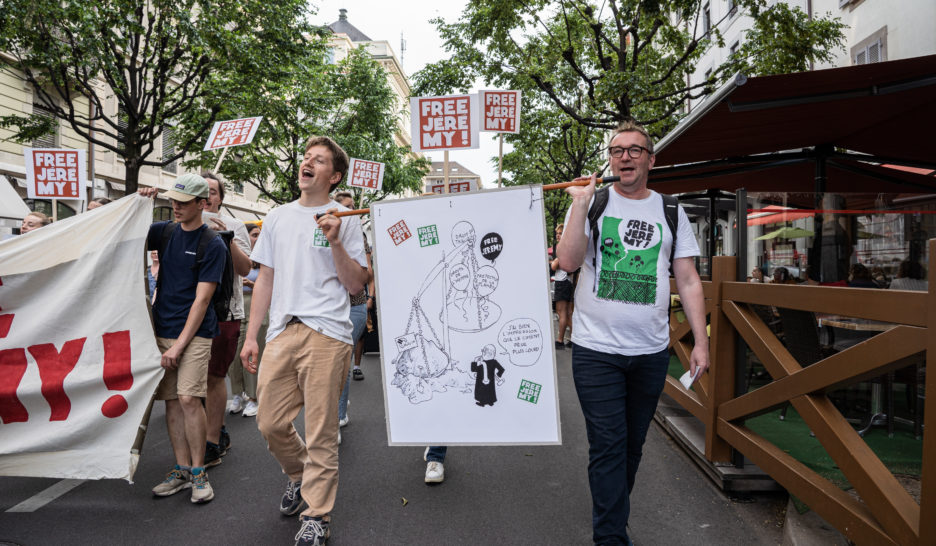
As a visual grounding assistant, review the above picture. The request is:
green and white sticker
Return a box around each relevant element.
[517,379,542,404]
[418,224,440,247]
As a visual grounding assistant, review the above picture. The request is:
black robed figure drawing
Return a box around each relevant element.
[471,344,505,407]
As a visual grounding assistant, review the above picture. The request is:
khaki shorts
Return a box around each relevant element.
[155,336,212,400]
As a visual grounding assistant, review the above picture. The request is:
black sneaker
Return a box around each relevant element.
[280,480,307,516]
[295,516,329,546]
[219,426,230,454]
[204,441,223,468]
[554,341,564,350]
[352,368,364,381]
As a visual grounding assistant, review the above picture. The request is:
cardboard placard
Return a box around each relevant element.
[347,158,385,192]
[203,116,263,151]
[409,94,480,152]
[480,90,521,133]
[24,148,87,201]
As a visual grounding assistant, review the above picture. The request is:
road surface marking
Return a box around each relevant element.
[6,479,86,513]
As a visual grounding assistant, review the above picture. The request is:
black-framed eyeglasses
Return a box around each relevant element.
[608,145,651,159]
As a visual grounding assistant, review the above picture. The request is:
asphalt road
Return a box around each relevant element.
[0,347,785,545]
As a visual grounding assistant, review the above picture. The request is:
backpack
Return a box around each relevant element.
[155,222,235,323]
[586,187,680,278]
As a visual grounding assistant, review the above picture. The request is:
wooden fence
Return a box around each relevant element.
[666,240,935,546]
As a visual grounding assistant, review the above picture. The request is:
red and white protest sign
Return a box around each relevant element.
[203,116,263,151]
[425,179,478,194]
[23,148,87,201]
[0,195,164,481]
[387,220,412,246]
[410,94,480,153]
[348,158,385,192]
[480,90,522,133]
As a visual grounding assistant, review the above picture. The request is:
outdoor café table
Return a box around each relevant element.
[816,316,900,436]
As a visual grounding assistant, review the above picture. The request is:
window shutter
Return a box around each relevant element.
[161,125,177,174]
[32,102,57,148]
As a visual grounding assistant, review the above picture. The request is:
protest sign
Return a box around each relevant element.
[347,158,385,192]
[203,116,263,151]
[409,94,480,153]
[23,148,87,201]
[424,179,477,194]
[372,186,560,445]
[480,90,522,133]
[0,195,164,481]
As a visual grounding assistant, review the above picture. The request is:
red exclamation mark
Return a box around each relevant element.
[101,330,132,418]
[0,277,13,339]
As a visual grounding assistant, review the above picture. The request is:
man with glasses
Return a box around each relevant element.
[557,120,709,545]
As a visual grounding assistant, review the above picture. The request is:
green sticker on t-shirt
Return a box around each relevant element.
[596,216,662,305]
[313,228,330,248]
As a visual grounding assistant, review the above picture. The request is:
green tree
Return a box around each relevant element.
[183,46,428,205]
[415,0,845,138]
[0,0,313,193]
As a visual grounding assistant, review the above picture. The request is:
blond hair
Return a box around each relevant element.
[610,119,654,153]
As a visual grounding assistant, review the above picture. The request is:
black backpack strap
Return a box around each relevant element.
[154,222,177,300]
[586,186,610,272]
[661,193,679,275]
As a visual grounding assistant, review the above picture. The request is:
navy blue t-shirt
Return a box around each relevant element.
[147,221,226,339]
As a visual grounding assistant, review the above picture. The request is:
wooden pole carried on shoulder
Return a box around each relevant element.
[326,176,620,218]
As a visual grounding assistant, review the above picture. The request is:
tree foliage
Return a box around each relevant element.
[180,45,429,206]
[0,0,313,193]
[415,0,845,139]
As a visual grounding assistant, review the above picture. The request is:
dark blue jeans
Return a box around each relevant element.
[426,446,447,462]
[571,344,670,545]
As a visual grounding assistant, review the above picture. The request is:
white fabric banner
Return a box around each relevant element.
[0,195,163,481]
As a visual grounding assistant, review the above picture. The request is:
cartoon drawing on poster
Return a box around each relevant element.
[390,221,503,404]
[497,318,543,367]
[373,186,560,445]
[471,344,505,407]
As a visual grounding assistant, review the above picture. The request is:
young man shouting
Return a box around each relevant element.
[241,136,368,546]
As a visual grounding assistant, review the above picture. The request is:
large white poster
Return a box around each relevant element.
[0,195,164,481]
[372,186,560,445]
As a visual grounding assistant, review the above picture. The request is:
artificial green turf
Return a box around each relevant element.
[667,355,922,513]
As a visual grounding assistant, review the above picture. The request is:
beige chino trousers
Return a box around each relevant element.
[256,322,351,519]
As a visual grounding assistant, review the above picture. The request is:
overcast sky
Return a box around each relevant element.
[312,1,513,186]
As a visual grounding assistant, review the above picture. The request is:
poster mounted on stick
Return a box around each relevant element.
[203,116,263,151]
[347,158,385,192]
[410,94,480,153]
[479,90,522,133]
[372,186,560,445]
[23,148,87,202]
[0,195,164,481]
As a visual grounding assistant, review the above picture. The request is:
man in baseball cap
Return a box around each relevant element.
[137,173,226,504]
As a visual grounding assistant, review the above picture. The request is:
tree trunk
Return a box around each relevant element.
[124,157,140,195]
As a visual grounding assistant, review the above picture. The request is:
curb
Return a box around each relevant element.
[781,498,849,546]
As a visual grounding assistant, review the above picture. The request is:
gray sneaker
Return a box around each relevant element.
[152,466,191,497]
[280,480,307,516]
[295,516,329,546]
[190,469,214,503]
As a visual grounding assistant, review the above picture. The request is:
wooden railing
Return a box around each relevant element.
[665,239,935,546]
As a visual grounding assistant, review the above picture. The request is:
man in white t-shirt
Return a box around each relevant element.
[240,136,368,546]
[557,120,709,546]
[200,171,252,467]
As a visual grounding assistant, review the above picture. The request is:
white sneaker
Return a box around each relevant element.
[339,400,350,428]
[242,400,258,417]
[227,393,246,414]
[425,461,444,483]
[338,428,342,446]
